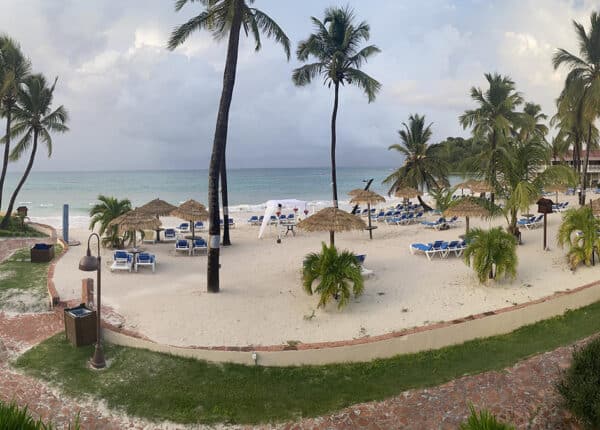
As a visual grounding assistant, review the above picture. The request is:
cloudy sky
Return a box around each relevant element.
[0,0,597,171]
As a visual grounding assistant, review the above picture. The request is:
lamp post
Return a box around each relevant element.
[78,232,106,369]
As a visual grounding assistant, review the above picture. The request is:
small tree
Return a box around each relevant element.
[429,186,457,213]
[463,227,517,283]
[89,195,132,248]
[302,242,364,309]
[557,206,600,270]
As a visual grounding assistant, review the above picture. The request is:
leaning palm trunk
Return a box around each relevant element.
[220,151,231,246]
[0,107,12,210]
[329,82,340,246]
[0,131,37,229]
[207,3,243,293]
[581,125,593,205]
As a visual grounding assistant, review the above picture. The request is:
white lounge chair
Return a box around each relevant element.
[136,252,156,273]
[192,238,207,255]
[175,239,190,255]
[110,251,133,272]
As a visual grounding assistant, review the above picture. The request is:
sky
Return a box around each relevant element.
[0,0,598,171]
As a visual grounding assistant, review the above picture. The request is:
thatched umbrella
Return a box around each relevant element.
[349,189,386,239]
[394,186,422,199]
[297,207,367,245]
[444,197,492,234]
[109,209,161,248]
[138,198,177,217]
[456,179,491,195]
[544,184,567,204]
[170,199,209,241]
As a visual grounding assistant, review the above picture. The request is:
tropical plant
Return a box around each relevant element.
[89,195,132,248]
[302,242,364,309]
[429,186,456,213]
[436,136,480,173]
[463,227,517,283]
[548,131,570,163]
[553,12,600,204]
[557,206,600,270]
[518,102,548,142]
[293,6,380,245]
[459,73,523,204]
[383,114,449,195]
[557,337,600,429]
[0,74,68,229]
[168,0,290,292]
[0,35,30,211]
[459,405,515,430]
[0,399,80,429]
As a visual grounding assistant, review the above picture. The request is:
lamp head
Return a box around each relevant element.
[79,248,99,272]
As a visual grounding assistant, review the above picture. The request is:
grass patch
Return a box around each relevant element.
[15,301,600,425]
[0,245,62,312]
[0,217,47,238]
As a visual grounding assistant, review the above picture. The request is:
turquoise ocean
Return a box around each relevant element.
[2,168,463,228]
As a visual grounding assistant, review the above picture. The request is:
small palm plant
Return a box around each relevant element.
[89,195,132,248]
[302,242,364,309]
[463,227,518,283]
[557,206,600,270]
[429,186,457,213]
[459,405,515,430]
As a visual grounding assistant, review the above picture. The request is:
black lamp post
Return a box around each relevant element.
[78,232,106,369]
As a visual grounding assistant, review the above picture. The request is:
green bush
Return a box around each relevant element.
[0,400,79,430]
[557,337,600,428]
[459,405,515,430]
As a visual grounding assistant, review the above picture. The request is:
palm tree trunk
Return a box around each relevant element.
[329,81,340,246]
[0,105,12,210]
[490,129,496,205]
[0,130,37,229]
[582,124,593,205]
[221,151,231,246]
[206,1,242,293]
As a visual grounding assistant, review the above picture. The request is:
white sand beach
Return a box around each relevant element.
[52,194,595,348]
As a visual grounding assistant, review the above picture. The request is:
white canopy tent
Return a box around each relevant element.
[258,199,308,238]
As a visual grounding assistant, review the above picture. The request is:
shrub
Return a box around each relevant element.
[0,399,79,429]
[459,405,515,430]
[463,227,517,283]
[557,337,600,428]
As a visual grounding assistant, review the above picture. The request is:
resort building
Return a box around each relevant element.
[551,150,600,185]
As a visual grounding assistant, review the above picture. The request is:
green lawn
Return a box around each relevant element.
[0,217,48,238]
[15,301,600,425]
[0,245,62,312]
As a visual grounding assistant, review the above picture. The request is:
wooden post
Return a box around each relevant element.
[367,202,373,240]
[465,216,470,234]
[82,278,94,308]
[543,213,547,250]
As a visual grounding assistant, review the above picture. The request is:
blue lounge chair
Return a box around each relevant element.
[136,253,156,273]
[175,239,190,255]
[177,222,190,233]
[287,214,295,221]
[354,254,373,277]
[194,221,205,231]
[422,217,445,229]
[227,217,236,229]
[192,238,208,255]
[247,215,260,225]
[111,251,133,272]
[163,228,177,242]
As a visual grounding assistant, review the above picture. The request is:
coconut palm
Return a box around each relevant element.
[293,6,381,245]
[463,227,518,283]
[0,35,30,211]
[383,114,449,195]
[302,242,364,309]
[168,0,290,293]
[553,12,600,204]
[459,73,523,204]
[0,74,68,229]
[557,206,600,270]
[89,195,132,248]
[548,131,571,164]
[519,102,548,142]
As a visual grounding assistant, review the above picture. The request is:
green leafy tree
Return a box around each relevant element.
[168,0,290,292]
[459,73,523,204]
[463,227,518,283]
[0,35,30,211]
[302,242,364,309]
[89,195,132,248]
[0,74,68,229]
[557,206,600,270]
[293,6,380,245]
[383,114,449,194]
[436,137,479,173]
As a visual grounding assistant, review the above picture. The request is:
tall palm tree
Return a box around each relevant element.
[168,0,290,292]
[548,131,570,164]
[463,227,518,283]
[0,74,68,229]
[459,73,523,204]
[0,35,30,211]
[519,102,548,142]
[293,6,381,246]
[553,12,600,204]
[89,195,132,248]
[383,114,449,195]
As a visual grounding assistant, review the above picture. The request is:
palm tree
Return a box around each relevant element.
[168,0,290,292]
[519,102,548,142]
[548,131,570,164]
[302,242,364,309]
[0,74,68,229]
[89,195,132,248]
[557,206,600,270]
[459,73,523,204]
[463,227,518,283]
[383,114,449,195]
[553,12,600,204]
[293,6,380,245]
[0,35,30,211]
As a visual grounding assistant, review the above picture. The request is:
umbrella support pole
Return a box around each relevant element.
[367,203,373,239]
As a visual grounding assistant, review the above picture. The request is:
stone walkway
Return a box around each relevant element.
[0,310,585,429]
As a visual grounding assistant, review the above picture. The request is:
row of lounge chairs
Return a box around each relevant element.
[552,202,569,212]
[247,214,296,226]
[384,211,424,225]
[421,216,460,230]
[175,238,208,255]
[517,214,544,230]
[110,251,157,273]
[410,240,467,261]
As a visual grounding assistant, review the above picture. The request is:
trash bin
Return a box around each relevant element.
[64,304,97,347]
[31,243,54,263]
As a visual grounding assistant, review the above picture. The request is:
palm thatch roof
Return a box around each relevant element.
[544,184,567,193]
[297,207,367,233]
[138,198,177,217]
[171,199,208,222]
[444,197,492,218]
[456,179,492,193]
[394,186,422,199]
[348,189,386,205]
[109,209,161,234]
